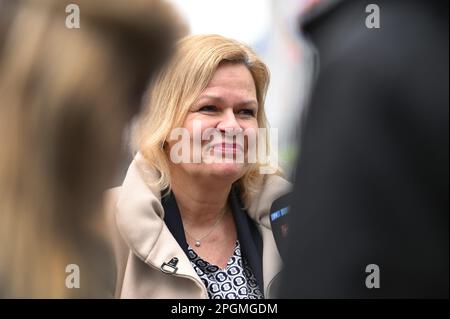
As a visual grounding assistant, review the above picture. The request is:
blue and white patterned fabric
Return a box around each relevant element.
[187,240,264,299]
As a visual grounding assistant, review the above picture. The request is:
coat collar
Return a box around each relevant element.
[115,153,203,292]
[161,185,264,294]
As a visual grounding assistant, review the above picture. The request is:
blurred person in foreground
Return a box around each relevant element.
[0,0,185,298]
[281,0,448,298]
[105,34,291,299]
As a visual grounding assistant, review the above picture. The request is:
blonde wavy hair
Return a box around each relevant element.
[137,34,281,207]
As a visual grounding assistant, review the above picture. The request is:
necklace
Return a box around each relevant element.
[184,205,228,247]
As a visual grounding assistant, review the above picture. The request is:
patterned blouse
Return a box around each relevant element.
[187,240,264,299]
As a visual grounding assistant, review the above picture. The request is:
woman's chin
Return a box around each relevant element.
[204,162,246,180]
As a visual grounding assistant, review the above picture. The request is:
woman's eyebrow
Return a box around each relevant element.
[197,94,258,108]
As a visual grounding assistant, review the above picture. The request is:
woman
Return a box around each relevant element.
[107,34,291,299]
[0,0,184,298]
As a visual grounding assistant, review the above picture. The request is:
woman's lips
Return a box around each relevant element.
[211,143,244,154]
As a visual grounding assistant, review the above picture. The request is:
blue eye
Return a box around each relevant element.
[238,109,256,117]
[198,105,217,112]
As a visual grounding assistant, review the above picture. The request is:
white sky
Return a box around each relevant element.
[167,0,272,45]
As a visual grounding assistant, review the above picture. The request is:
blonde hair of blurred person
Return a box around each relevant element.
[0,0,185,298]
[107,34,291,299]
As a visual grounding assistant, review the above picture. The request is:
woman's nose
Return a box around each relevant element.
[216,109,241,131]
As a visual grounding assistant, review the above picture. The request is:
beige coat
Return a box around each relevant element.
[105,153,291,298]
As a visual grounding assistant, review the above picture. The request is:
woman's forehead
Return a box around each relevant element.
[202,64,256,94]
[197,92,258,108]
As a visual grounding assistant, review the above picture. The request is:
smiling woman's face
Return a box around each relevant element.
[167,62,259,183]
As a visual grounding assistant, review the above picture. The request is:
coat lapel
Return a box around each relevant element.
[162,187,265,296]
